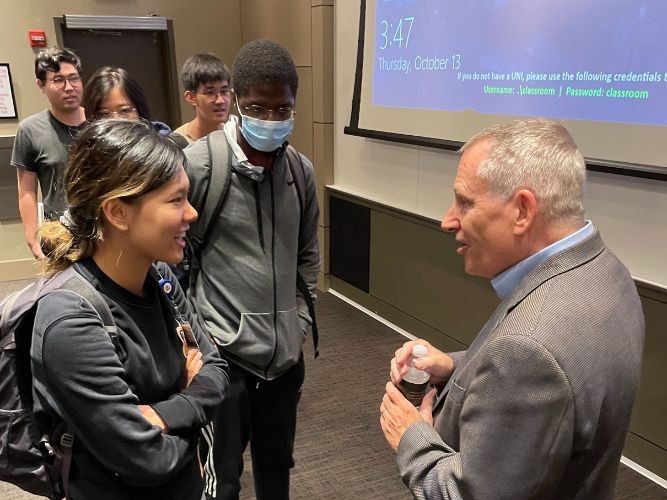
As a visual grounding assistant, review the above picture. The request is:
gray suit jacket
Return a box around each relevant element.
[397,230,645,499]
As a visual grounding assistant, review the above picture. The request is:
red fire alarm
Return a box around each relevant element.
[29,30,47,47]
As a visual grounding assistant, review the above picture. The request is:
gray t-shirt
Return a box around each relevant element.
[10,109,82,220]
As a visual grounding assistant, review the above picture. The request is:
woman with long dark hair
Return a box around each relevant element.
[32,119,227,499]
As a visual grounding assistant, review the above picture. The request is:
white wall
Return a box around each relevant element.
[334,0,667,288]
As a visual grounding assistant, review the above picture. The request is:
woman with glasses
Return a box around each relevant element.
[82,66,172,136]
[32,119,228,499]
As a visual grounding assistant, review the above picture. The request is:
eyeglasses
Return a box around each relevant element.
[195,88,231,100]
[96,106,138,119]
[45,75,82,89]
[238,103,294,121]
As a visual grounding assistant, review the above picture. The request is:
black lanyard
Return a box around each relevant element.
[149,265,199,354]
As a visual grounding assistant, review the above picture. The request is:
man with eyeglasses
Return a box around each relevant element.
[175,53,231,144]
[184,39,320,500]
[11,46,85,259]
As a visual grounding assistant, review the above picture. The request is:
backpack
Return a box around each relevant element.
[0,265,116,499]
[167,131,190,150]
[182,131,319,357]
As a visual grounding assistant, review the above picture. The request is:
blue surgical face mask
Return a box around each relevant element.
[238,110,294,152]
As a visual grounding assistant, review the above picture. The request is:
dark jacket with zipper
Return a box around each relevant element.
[184,125,320,380]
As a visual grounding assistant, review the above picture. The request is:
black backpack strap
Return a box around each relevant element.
[46,267,117,498]
[60,269,116,331]
[285,146,319,358]
[167,132,190,150]
[59,432,74,499]
[189,131,233,261]
[185,131,233,294]
[59,268,117,353]
[296,274,319,358]
[286,145,307,217]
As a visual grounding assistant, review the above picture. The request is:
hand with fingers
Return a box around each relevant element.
[380,382,437,451]
[138,405,168,432]
[390,339,455,387]
[184,348,203,387]
[381,339,454,451]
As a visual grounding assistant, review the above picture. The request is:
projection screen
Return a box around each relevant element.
[344,0,667,179]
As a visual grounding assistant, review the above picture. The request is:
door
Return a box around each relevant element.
[55,15,181,128]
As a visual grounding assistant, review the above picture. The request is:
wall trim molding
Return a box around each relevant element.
[0,258,39,282]
[328,287,416,341]
[620,456,667,489]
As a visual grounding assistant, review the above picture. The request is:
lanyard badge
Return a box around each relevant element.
[152,267,200,357]
[177,322,199,356]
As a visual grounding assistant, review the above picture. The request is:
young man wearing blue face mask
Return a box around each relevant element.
[183,39,320,500]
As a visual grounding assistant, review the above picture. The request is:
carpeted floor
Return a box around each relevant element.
[237,291,410,500]
[0,280,665,499]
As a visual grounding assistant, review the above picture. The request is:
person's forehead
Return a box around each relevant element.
[462,139,490,167]
[47,62,79,76]
[457,141,489,179]
[171,165,189,185]
[101,88,133,106]
[199,80,229,88]
[238,82,294,102]
[169,167,190,194]
[152,166,188,196]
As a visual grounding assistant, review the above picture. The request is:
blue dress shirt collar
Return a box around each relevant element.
[491,221,594,299]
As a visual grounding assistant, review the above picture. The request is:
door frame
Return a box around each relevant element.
[53,15,181,127]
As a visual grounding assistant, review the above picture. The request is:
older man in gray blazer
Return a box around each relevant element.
[381,118,645,499]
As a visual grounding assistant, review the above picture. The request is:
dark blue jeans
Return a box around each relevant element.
[205,355,305,500]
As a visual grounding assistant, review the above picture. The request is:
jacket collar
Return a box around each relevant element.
[501,228,605,317]
[434,229,605,410]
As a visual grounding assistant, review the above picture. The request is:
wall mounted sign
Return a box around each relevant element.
[0,64,17,119]
[28,30,47,47]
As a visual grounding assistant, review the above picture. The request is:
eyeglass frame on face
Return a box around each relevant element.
[43,75,83,89]
[236,101,295,121]
[193,87,231,101]
[96,106,138,119]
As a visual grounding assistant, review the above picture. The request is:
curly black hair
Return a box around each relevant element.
[232,39,298,98]
[34,47,81,81]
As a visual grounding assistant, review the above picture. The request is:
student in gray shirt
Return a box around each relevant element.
[10,47,85,259]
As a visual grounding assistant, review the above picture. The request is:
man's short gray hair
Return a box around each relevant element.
[462,118,586,223]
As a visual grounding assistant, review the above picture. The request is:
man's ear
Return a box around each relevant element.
[101,198,132,232]
[184,90,197,107]
[36,79,45,92]
[512,189,538,236]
